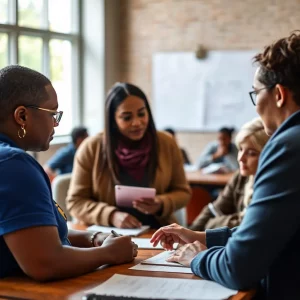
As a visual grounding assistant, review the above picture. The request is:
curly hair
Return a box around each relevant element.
[253,30,300,105]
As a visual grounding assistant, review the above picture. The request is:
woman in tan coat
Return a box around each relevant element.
[66,82,191,229]
[190,118,269,231]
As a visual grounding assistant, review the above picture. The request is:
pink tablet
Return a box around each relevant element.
[115,185,156,208]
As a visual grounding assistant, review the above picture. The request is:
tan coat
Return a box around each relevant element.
[189,171,249,231]
[66,131,191,226]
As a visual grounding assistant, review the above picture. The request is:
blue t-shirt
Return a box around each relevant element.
[0,134,70,278]
[47,143,76,174]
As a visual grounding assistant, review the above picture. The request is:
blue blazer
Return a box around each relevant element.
[191,110,300,300]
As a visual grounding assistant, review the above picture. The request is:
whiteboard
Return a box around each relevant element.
[153,51,259,131]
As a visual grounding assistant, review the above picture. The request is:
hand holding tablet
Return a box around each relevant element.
[115,185,162,215]
[115,185,156,208]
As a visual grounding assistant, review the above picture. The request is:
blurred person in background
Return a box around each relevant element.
[43,126,88,181]
[195,127,238,173]
[164,127,191,165]
[190,118,269,230]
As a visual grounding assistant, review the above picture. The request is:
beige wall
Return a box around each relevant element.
[118,0,300,162]
[37,0,300,164]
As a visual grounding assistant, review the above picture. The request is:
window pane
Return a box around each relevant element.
[50,39,72,135]
[49,0,72,33]
[0,0,8,24]
[19,36,43,72]
[0,33,8,68]
[18,0,43,29]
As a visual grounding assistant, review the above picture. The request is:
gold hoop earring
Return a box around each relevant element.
[18,125,26,139]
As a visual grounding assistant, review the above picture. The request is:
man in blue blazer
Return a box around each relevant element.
[151,31,300,300]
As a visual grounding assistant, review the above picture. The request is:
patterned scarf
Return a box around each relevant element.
[115,133,152,182]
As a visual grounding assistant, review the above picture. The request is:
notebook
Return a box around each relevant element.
[87,225,150,237]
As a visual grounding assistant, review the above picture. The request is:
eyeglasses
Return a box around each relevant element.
[25,105,63,125]
[249,85,275,106]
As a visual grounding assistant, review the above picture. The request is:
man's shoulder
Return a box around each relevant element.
[0,144,37,168]
[0,143,25,163]
[0,148,44,182]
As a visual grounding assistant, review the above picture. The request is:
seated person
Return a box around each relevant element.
[0,65,137,280]
[190,118,269,230]
[164,127,191,165]
[43,126,88,179]
[66,82,191,229]
[195,127,239,172]
[150,31,300,299]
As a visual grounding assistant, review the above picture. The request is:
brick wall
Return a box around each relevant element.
[119,0,299,162]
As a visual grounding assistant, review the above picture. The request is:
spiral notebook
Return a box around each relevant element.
[83,274,238,300]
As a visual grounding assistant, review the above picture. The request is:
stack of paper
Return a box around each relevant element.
[131,250,193,274]
[132,238,163,249]
[87,225,150,236]
[84,274,238,300]
[141,250,186,267]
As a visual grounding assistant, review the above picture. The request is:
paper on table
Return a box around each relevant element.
[87,225,150,236]
[141,250,188,268]
[130,263,193,274]
[132,238,163,249]
[85,274,238,300]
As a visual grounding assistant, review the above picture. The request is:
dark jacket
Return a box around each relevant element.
[191,110,300,300]
[190,171,248,231]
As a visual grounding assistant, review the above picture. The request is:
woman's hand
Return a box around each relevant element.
[101,234,138,264]
[150,223,206,250]
[166,241,207,267]
[133,197,162,215]
[110,211,142,228]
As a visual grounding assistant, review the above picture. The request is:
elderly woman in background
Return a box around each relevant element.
[190,118,269,230]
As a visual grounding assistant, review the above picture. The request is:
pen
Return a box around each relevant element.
[111,229,121,237]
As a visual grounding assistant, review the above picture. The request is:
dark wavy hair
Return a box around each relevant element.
[101,82,158,185]
[253,30,300,106]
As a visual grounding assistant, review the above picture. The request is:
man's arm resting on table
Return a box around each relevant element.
[4,226,117,281]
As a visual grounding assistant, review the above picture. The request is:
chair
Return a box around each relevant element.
[186,187,212,226]
[51,173,72,221]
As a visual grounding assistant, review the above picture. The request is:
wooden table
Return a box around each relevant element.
[0,229,255,300]
[185,171,234,186]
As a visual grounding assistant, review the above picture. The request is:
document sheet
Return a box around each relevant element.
[130,263,193,274]
[131,238,163,249]
[141,250,188,268]
[85,274,238,300]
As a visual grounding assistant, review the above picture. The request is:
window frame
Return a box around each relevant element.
[0,0,81,138]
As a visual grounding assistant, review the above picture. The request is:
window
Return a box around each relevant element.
[0,0,80,136]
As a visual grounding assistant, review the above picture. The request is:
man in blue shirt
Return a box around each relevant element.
[43,126,88,179]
